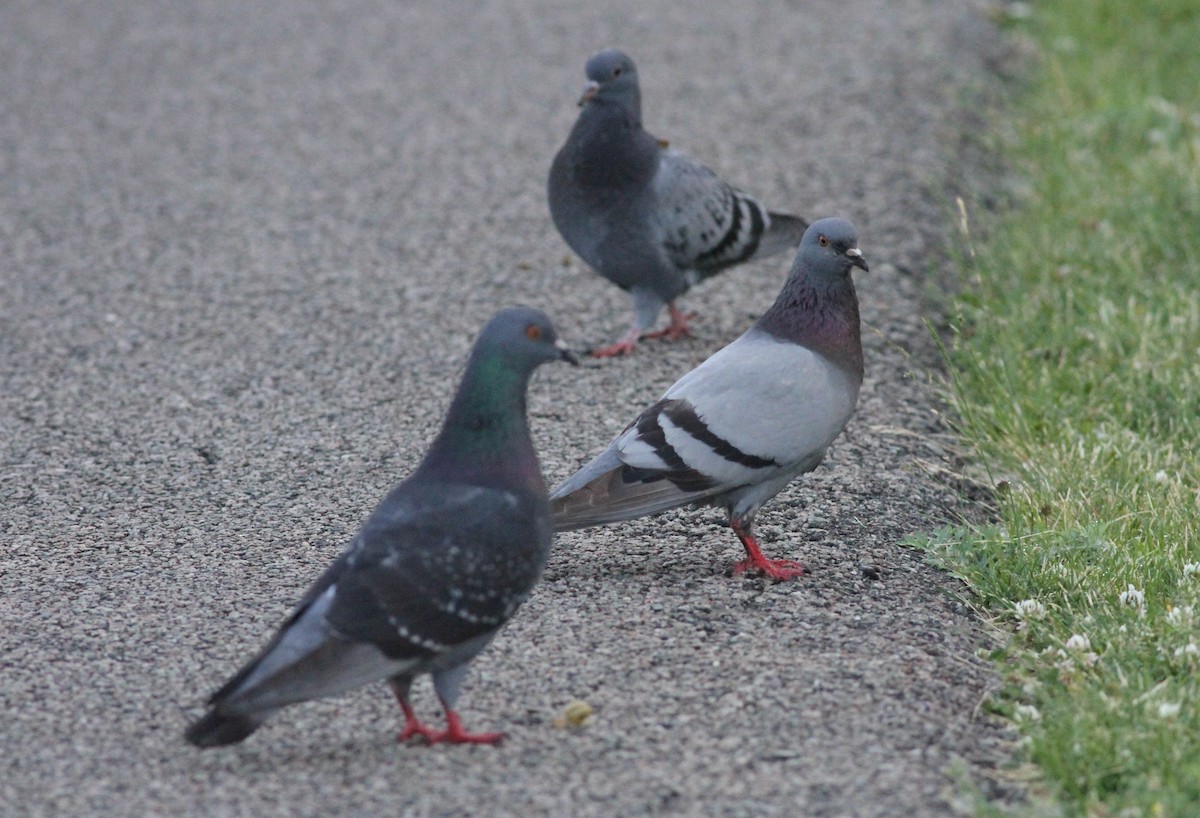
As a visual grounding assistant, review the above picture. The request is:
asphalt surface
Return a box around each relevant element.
[1,1,1015,815]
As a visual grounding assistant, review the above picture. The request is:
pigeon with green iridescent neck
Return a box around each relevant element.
[548,48,809,357]
[185,307,577,748]
[551,219,864,580]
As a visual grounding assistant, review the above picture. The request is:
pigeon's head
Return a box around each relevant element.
[579,48,640,109]
[799,218,869,281]
[478,307,579,371]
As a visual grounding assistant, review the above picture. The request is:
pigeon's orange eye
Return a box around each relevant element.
[817,235,829,247]
[525,324,543,341]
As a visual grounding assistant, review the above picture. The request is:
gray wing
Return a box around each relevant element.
[652,150,780,276]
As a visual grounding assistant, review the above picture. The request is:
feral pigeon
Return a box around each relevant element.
[185,307,578,748]
[551,219,865,580]
[548,48,809,357]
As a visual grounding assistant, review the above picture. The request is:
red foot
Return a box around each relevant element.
[396,699,504,745]
[731,554,806,581]
[591,327,642,358]
[592,304,698,357]
[396,700,443,744]
[641,304,696,342]
[434,709,505,745]
[591,339,638,357]
[397,720,442,743]
[730,519,805,581]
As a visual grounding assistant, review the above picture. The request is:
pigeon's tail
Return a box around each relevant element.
[184,709,264,748]
[181,587,411,750]
[550,449,713,532]
[753,212,809,260]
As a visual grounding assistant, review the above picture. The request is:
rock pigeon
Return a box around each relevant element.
[185,307,578,748]
[548,48,809,357]
[550,218,865,580]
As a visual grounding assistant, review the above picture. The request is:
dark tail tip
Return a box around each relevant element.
[769,212,810,233]
[184,709,261,748]
[756,213,810,259]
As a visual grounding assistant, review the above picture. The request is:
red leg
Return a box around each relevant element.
[594,304,698,356]
[641,303,696,341]
[394,689,503,745]
[729,519,805,581]
[394,691,442,743]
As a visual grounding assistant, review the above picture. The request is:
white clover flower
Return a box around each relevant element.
[1065,634,1092,652]
[1013,704,1041,723]
[1158,702,1181,719]
[1166,605,1194,628]
[1119,584,1146,611]
[1006,2,1033,21]
[1184,562,1200,579]
[1173,642,1199,658]
[1154,470,1170,484]
[1014,599,1047,621]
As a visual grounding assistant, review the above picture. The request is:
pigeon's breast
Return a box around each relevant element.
[662,328,861,474]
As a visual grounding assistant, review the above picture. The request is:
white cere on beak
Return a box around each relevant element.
[577,80,600,105]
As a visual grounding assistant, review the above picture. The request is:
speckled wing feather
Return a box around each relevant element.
[328,481,549,658]
[652,151,767,275]
[653,150,808,278]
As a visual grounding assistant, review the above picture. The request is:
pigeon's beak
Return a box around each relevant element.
[556,338,580,366]
[846,247,869,272]
[577,80,600,106]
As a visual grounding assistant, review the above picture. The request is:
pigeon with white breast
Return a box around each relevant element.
[551,218,865,580]
[185,307,577,748]
[548,48,809,357]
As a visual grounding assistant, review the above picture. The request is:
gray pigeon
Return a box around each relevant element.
[185,307,578,748]
[548,48,809,357]
[551,218,865,580]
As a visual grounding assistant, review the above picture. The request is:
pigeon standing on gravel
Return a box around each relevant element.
[548,48,809,357]
[185,307,578,748]
[551,218,865,580]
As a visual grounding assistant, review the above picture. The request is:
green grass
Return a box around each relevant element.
[918,1,1200,814]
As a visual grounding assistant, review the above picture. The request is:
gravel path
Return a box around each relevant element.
[1,1,1014,815]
